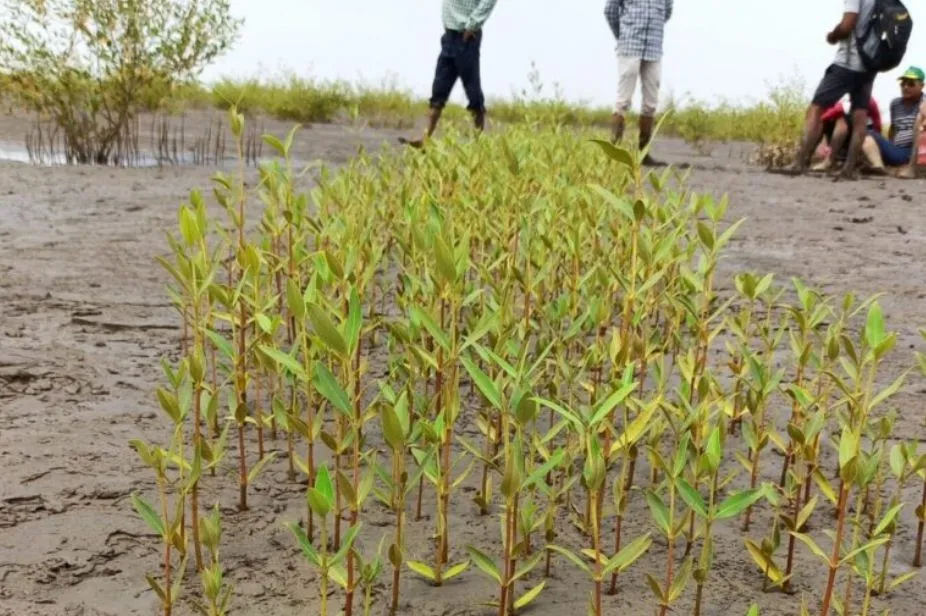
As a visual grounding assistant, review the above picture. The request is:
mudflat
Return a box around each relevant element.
[2,110,926,616]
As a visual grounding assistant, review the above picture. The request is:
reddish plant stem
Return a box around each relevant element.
[820,481,850,616]
[914,479,926,567]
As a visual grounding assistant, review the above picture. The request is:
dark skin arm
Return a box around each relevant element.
[827,12,858,44]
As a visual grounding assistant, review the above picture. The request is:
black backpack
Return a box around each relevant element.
[857,0,913,72]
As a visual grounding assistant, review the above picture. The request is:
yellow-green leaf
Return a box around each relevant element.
[407,560,437,580]
[307,303,348,358]
[513,581,546,610]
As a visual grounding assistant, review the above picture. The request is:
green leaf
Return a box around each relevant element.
[146,574,167,603]
[590,380,637,426]
[460,355,502,411]
[381,405,406,452]
[840,536,890,566]
[714,488,765,520]
[307,487,331,518]
[888,570,919,590]
[259,345,306,380]
[443,560,470,580]
[589,140,634,169]
[870,371,907,411]
[547,544,592,575]
[409,306,451,352]
[676,479,707,519]
[696,221,715,251]
[601,533,652,577]
[179,205,200,246]
[873,502,905,536]
[312,362,352,415]
[839,427,858,470]
[513,581,546,610]
[790,532,829,563]
[434,234,458,286]
[407,560,437,580]
[247,451,278,484]
[286,279,306,320]
[535,397,583,433]
[668,557,692,602]
[307,302,348,358]
[263,133,286,157]
[132,493,165,537]
[465,546,501,583]
[287,522,320,566]
[865,302,886,349]
[345,286,363,354]
[205,329,235,362]
[646,491,671,534]
[315,465,334,504]
[610,401,658,455]
[522,448,565,492]
[333,523,362,565]
[588,183,635,221]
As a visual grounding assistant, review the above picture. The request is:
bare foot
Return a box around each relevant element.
[897,165,917,179]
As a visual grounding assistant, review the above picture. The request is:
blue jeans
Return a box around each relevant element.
[868,130,912,166]
[429,30,484,112]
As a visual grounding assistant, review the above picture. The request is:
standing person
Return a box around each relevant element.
[401,0,498,148]
[604,0,673,166]
[786,0,878,179]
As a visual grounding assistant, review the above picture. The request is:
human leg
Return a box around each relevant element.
[612,56,641,143]
[813,116,848,172]
[403,32,458,147]
[860,134,886,172]
[898,101,926,179]
[869,130,913,166]
[829,116,853,167]
[838,108,869,180]
[639,59,665,166]
[457,31,486,132]
[789,65,853,173]
[837,71,876,179]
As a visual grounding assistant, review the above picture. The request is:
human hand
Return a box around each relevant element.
[826,30,838,44]
[463,29,477,41]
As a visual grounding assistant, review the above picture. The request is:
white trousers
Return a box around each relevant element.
[615,56,662,116]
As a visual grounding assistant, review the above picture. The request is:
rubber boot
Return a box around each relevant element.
[611,113,625,144]
[639,115,665,166]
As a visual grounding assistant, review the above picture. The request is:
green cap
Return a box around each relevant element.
[898,66,925,82]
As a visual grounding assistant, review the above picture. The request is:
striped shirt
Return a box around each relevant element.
[442,0,498,32]
[889,94,926,148]
[604,0,673,61]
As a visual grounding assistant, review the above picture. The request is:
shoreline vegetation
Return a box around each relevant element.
[0,66,809,153]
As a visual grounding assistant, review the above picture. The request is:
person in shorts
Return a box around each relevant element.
[787,0,878,179]
[864,66,926,177]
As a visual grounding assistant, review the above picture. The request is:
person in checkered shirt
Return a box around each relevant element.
[604,0,673,166]
[401,0,498,148]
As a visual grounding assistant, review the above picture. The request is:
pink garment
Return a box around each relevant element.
[820,97,883,133]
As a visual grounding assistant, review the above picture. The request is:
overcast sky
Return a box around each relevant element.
[204,0,926,118]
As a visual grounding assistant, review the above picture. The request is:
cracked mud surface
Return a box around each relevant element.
[2,111,926,615]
